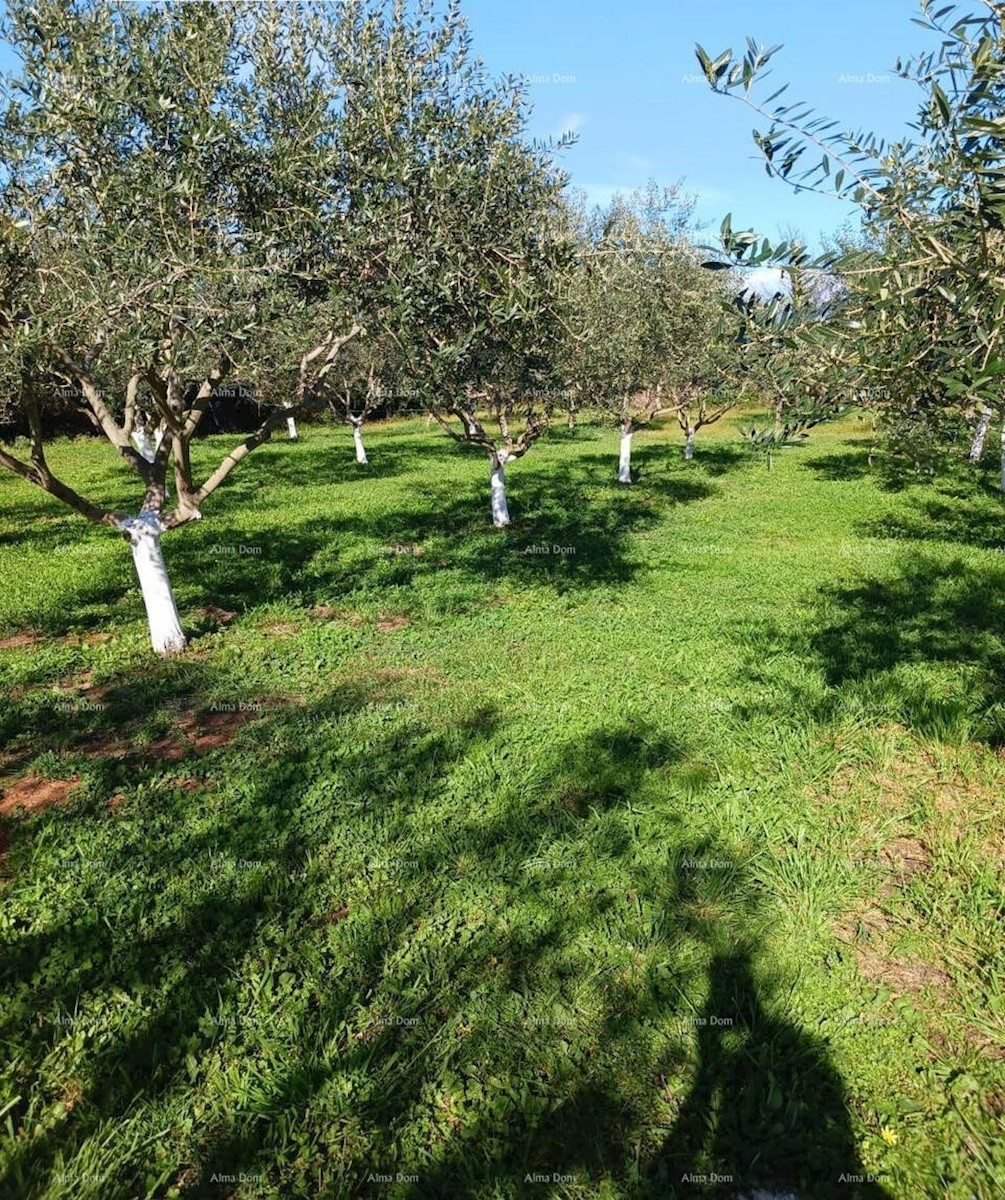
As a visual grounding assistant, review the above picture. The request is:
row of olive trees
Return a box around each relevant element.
[0,0,749,656]
[696,1,1005,482]
[560,182,742,483]
[0,0,586,653]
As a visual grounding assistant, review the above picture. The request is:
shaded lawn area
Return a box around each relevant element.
[0,417,1002,1199]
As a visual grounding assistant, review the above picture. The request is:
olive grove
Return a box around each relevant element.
[0,0,573,646]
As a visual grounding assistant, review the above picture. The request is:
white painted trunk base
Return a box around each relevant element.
[118,513,186,655]
[284,404,298,440]
[684,428,696,460]
[970,407,992,461]
[131,428,164,463]
[1000,415,1005,494]
[351,420,368,464]
[618,430,633,484]
[490,454,511,527]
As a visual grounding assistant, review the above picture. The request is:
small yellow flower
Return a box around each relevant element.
[880,1126,898,1146]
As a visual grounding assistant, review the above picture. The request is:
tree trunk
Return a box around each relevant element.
[130,429,170,497]
[350,417,368,464]
[1000,414,1005,494]
[684,427,696,461]
[618,423,633,484]
[490,451,511,527]
[970,406,992,461]
[131,428,164,463]
[118,512,186,655]
[284,402,298,441]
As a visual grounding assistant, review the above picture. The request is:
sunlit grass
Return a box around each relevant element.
[1,413,1003,1199]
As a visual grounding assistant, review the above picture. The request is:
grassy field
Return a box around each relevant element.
[0,413,1003,1199]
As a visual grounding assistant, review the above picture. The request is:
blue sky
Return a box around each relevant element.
[463,0,930,249]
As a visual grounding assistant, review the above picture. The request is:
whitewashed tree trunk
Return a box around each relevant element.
[970,406,992,461]
[130,428,164,463]
[118,512,186,655]
[350,417,368,464]
[284,403,298,441]
[490,452,511,527]
[684,427,696,460]
[1000,415,1005,494]
[130,429,171,497]
[618,426,633,484]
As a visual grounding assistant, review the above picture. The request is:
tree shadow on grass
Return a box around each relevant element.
[802,435,1005,498]
[0,701,895,1198]
[164,450,718,608]
[809,552,1005,744]
[400,813,892,1200]
[858,477,1005,553]
[730,545,1005,747]
[207,426,429,494]
[0,667,504,1199]
[26,716,893,1200]
[633,440,750,481]
[1,434,730,643]
[576,438,748,491]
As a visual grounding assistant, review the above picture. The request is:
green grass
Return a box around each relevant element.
[0,413,1003,1199]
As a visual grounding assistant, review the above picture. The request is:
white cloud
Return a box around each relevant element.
[742,266,790,299]
[556,111,586,138]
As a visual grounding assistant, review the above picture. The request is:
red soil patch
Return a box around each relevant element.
[106,793,126,811]
[376,616,409,633]
[0,774,80,817]
[166,777,202,792]
[177,703,285,752]
[853,947,952,997]
[199,606,237,624]
[880,837,931,882]
[313,605,366,626]
[318,904,349,927]
[75,703,276,763]
[62,631,114,647]
[835,901,953,1002]
[0,631,42,650]
[143,709,253,758]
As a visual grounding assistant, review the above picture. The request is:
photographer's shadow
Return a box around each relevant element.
[647,950,892,1199]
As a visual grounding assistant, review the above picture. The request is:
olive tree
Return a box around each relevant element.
[0,0,371,653]
[566,182,729,482]
[696,2,1005,484]
[322,336,408,465]
[385,101,576,526]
